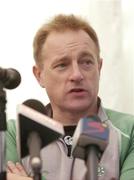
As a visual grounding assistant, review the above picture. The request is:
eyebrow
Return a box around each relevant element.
[51,56,70,67]
[52,51,96,66]
[54,56,70,63]
[78,52,95,59]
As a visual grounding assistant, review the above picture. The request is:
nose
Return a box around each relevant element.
[69,63,84,82]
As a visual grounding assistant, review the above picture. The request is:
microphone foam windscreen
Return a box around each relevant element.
[23,99,47,115]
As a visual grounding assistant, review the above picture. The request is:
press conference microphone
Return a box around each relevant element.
[17,99,64,180]
[72,116,109,180]
[0,67,21,89]
[23,99,47,177]
[0,67,21,180]
[17,99,64,164]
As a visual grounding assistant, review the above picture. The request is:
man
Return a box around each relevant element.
[6,14,134,180]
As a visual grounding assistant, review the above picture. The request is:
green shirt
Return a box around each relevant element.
[6,108,134,180]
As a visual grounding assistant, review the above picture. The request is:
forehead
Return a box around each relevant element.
[41,30,98,59]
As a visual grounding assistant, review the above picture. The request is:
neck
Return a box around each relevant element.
[52,105,98,126]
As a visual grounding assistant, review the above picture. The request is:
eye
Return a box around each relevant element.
[84,60,91,65]
[55,63,68,70]
[81,59,93,66]
[79,57,95,70]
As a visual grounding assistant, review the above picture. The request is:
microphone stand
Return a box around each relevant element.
[27,131,42,180]
[85,146,98,180]
[0,83,7,180]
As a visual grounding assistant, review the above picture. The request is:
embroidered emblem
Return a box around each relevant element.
[98,164,105,176]
[64,135,73,145]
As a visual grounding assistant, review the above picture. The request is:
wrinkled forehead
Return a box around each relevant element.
[41,30,99,59]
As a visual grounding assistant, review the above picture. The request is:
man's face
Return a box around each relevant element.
[34,30,102,114]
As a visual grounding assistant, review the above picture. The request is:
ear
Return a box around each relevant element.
[33,65,45,88]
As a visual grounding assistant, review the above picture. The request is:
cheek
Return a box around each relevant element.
[45,70,67,85]
[87,71,100,91]
[93,74,100,93]
[44,74,63,92]
[45,79,64,102]
[93,73,100,88]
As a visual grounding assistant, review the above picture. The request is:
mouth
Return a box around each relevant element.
[70,88,85,93]
[68,88,88,96]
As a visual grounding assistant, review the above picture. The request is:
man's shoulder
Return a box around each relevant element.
[105,108,134,135]
[7,119,16,134]
[105,108,134,121]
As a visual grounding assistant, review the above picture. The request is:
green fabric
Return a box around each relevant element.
[6,119,19,163]
[105,109,134,180]
[6,109,134,180]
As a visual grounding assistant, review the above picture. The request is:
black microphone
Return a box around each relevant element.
[22,99,47,175]
[0,67,21,180]
[0,67,21,89]
[17,99,64,180]
[72,116,109,180]
[17,99,64,159]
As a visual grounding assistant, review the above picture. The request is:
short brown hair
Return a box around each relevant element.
[33,14,100,65]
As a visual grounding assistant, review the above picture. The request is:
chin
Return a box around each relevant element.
[67,103,90,112]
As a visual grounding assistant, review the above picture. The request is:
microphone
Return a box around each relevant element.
[0,67,21,180]
[17,99,64,180]
[16,99,64,159]
[0,67,21,89]
[22,99,47,175]
[72,115,109,180]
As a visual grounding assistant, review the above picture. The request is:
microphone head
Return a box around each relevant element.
[3,68,21,89]
[72,116,109,160]
[23,99,47,115]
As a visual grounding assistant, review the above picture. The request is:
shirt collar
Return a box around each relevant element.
[97,98,109,122]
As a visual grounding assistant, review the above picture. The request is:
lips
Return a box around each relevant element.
[68,88,88,96]
[70,88,85,92]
